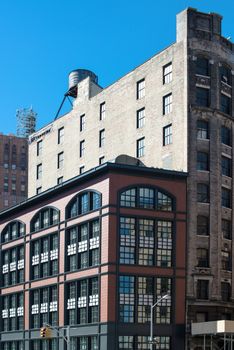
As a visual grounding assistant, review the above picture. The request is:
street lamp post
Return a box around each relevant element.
[150,294,170,350]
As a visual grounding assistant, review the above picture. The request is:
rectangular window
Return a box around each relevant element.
[163,62,172,84]
[221,282,231,301]
[222,219,232,240]
[136,79,145,99]
[57,152,64,169]
[197,280,209,299]
[221,94,231,115]
[80,166,85,174]
[196,87,210,107]
[80,114,85,132]
[197,183,209,203]
[80,140,85,158]
[58,127,64,144]
[197,120,209,139]
[119,276,135,323]
[100,102,106,120]
[119,217,136,264]
[221,126,232,146]
[163,93,172,115]
[197,248,209,267]
[222,156,232,177]
[156,221,172,267]
[136,108,145,128]
[196,57,209,76]
[137,137,145,158]
[99,129,105,148]
[36,187,42,194]
[197,151,209,171]
[36,164,42,180]
[222,187,232,208]
[221,251,231,271]
[99,156,105,165]
[57,177,63,184]
[163,124,172,145]
[37,140,42,156]
[197,216,209,235]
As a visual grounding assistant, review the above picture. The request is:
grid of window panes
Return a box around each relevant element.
[163,93,172,115]
[120,217,173,267]
[37,140,42,156]
[30,339,58,350]
[1,293,24,331]
[197,248,209,267]
[197,216,209,235]
[1,221,25,243]
[57,152,64,169]
[197,119,210,140]
[221,282,231,301]
[196,57,209,76]
[66,220,99,271]
[137,108,145,128]
[30,286,58,328]
[80,140,85,157]
[163,124,172,145]
[222,188,232,208]
[196,87,209,107]
[119,276,172,324]
[2,341,24,350]
[70,336,98,350]
[197,280,209,300]
[118,336,171,350]
[65,277,99,325]
[66,191,101,218]
[222,156,232,177]
[31,233,58,280]
[120,187,173,211]
[221,251,231,271]
[163,63,172,84]
[2,245,24,286]
[99,129,105,147]
[137,79,145,99]
[31,207,59,232]
[222,219,232,239]
[221,94,231,115]
[220,65,232,85]
[197,183,209,203]
[58,127,64,144]
[137,137,145,157]
[80,114,85,131]
[197,152,209,171]
[100,102,106,120]
[221,126,232,146]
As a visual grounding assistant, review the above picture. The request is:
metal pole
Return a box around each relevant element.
[150,306,153,350]
[231,334,233,350]
[67,325,71,350]
[203,334,206,350]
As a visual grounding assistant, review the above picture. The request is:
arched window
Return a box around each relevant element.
[66,191,101,219]
[120,186,174,211]
[1,221,25,243]
[220,64,232,85]
[196,56,210,76]
[31,207,59,232]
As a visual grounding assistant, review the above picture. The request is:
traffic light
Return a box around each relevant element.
[40,327,51,338]
[40,327,47,338]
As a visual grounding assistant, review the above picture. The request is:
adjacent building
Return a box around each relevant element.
[0,162,187,349]
[0,133,28,211]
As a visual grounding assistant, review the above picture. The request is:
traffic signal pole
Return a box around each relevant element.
[40,323,71,350]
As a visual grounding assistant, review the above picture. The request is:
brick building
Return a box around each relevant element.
[0,134,28,211]
[0,162,187,349]
[26,7,234,349]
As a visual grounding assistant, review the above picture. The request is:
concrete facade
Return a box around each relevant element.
[27,7,234,349]
[0,134,28,211]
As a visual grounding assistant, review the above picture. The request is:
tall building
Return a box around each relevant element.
[26,7,234,349]
[0,133,28,211]
[0,163,187,349]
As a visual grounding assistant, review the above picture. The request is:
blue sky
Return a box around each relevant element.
[0,0,234,134]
